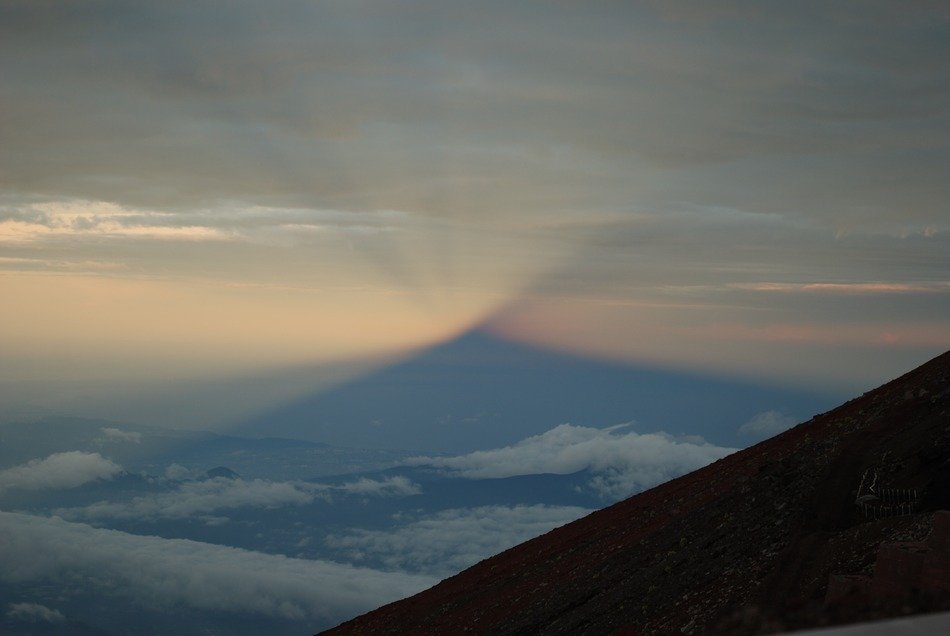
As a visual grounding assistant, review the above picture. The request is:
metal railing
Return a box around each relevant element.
[854,468,920,519]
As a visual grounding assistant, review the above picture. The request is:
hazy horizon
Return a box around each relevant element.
[2,1,948,431]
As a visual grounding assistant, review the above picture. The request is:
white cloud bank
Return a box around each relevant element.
[59,475,420,522]
[406,424,737,500]
[0,451,122,492]
[327,504,591,578]
[6,602,66,624]
[0,511,435,623]
[738,410,800,437]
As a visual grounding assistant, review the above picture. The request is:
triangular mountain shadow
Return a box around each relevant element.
[321,349,950,634]
[235,330,839,453]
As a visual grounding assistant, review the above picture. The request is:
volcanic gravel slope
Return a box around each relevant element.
[320,351,950,635]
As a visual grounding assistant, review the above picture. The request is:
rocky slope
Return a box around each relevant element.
[321,351,950,634]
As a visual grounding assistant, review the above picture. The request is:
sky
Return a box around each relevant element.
[2,1,949,423]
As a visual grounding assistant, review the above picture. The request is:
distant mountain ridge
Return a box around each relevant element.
[322,350,950,634]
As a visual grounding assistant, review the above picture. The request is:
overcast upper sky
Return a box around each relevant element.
[2,1,948,417]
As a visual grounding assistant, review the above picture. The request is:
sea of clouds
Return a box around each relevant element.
[406,423,737,499]
[0,511,435,624]
[0,421,741,632]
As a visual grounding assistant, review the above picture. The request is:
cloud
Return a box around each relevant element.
[59,477,320,521]
[326,504,591,578]
[738,410,800,438]
[0,198,407,247]
[0,511,435,624]
[2,2,946,228]
[59,475,421,521]
[0,451,122,492]
[164,463,192,480]
[730,282,950,295]
[0,254,126,273]
[334,476,421,498]
[99,426,142,443]
[6,602,66,624]
[406,424,736,499]
[0,200,230,244]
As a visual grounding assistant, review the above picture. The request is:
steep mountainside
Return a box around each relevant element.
[322,351,950,634]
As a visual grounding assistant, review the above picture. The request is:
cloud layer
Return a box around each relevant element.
[98,426,142,443]
[334,476,421,498]
[58,475,420,521]
[407,424,736,499]
[59,477,316,521]
[327,504,590,578]
[6,602,66,624]
[0,511,434,623]
[0,451,122,492]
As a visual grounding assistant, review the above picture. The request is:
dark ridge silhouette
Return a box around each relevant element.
[320,350,950,634]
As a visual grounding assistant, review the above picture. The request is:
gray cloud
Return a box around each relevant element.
[326,504,590,578]
[98,426,142,443]
[58,477,318,521]
[5,602,66,624]
[0,451,122,493]
[2,1,946,227]
[58,475,420,521]
[0,511,435,623]
[407,424,736,500]
[0,198,409,247]
[3,0,944,297]
[335,476,421,498]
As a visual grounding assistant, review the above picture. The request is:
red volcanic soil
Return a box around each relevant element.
[322,351,950,634]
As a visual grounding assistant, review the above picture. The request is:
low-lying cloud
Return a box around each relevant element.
[326,504,591,578]
[59,477,317,521]
[334,476,421,498]
[406,424,737,500]
[98,426,142,443]
[0,451,122,492]
[0,511,435,624]
[6,602,66,624]
[59,475,421,521]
